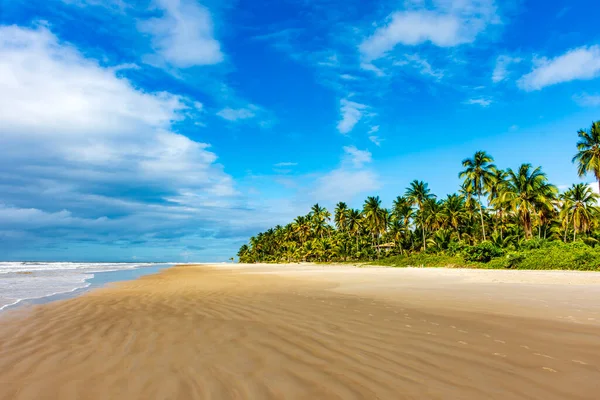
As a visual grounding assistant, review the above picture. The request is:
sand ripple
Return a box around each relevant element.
[1,266,599,399]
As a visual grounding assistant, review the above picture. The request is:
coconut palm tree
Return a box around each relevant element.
[500,164,557,239]
[405,180,434,251]
[392,196,414,227]
[442,194,466,239]
[347,208,363,249]
[237,244,250,262]
[573,121,600,190]
[334,202,350,233]
[292,216,310,245]
[459,151,496,241]
[486,168,508,237]
[562,183,600,241]
[424,198,444,232]
[362,196,388,256]
[309,204,331,239]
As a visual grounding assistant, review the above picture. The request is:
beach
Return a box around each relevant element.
[1,264,600,399]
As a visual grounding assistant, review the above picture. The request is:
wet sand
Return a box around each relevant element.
[1,264,599,399]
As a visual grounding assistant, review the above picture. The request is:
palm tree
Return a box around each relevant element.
[392,196,414,227]
[573,121,600,190]
[424,198,444,232]
[459,151,496,241]
[347,208,363,249]
[562,183,600,241]
[334,202,350,233]
[500,164,557,239]
[292,216,311,245]
[362,196,388,256]
[405,180,434,251]
[486,168,508,237]
[442,194,466,239]
[309,204,331,239]
[237,244,250,262]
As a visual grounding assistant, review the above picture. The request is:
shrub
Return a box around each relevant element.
[462,242,504,263]
[518,238,549,250]
[503,252,525,269]
[371,253,473,268]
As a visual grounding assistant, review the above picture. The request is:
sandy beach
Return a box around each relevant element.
[1,264,600,399]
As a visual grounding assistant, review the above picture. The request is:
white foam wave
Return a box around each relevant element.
[0,262,160,311]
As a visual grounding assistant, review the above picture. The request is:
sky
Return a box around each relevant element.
[1,0,600,262]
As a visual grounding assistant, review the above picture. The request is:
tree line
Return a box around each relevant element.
[237,121,600,263]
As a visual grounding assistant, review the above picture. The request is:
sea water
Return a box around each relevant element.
[0,262,174,310]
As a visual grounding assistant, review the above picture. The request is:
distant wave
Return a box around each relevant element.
[0,262,165,311]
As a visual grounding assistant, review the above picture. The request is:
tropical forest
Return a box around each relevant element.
[237,122,600,270]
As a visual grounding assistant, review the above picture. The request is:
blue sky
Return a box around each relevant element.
[1,0,600,262]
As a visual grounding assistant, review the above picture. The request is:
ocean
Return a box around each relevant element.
[0,262,175,310]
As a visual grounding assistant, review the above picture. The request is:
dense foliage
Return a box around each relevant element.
[238,122,600,270]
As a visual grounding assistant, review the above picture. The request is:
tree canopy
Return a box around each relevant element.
[238,121,600,264]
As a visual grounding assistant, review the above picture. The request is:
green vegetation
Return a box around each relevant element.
[237,121,600,271]
[372,241,600,271]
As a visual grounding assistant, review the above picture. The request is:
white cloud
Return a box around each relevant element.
[317,53,339,67]
[464,97,493,107]
[492,55,521,83]
[337,99,367,134]
[0,25,242,252]
[369,136,382,146]
[0,26,185,137]
[216,106,257,121]
[395,54,444,80]
[340,74,358,80]
[139,0,223,68]
[359,0,498,61]
[518,46,600,91]
[274,162,298,167]
[343,146,372,168]
[367,126,382,146]
[360,62,386,77]
[573,93,600,107]
[312,169,380,203]
[310,144,379,202]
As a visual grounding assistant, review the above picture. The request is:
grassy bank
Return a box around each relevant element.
[370,241,600,271]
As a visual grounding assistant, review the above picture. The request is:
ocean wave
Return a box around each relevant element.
[0,262,163,311]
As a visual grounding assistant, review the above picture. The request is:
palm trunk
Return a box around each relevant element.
[478,194,486,241]
[422,222,426,251]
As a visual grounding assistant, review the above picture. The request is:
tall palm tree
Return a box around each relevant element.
[573,121,600,190]
[334,202,350,233]
[405,180,434,251]
[347,208,363,249]
[442,194,466,239]
[362,196,388,256]
[392,196,414,227]
[500,164,557,239]
[486,168,508,237]
[424,198,444,232]
[292,216,310,245]
[309,203,331,239]
[459,151,496,241]
[562,183,600,241]
[237,244,250,262]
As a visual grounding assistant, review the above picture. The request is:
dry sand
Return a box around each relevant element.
[1,264,600,399]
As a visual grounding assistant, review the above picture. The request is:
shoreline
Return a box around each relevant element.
[0,263,174,312]
[1,264,599,399]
